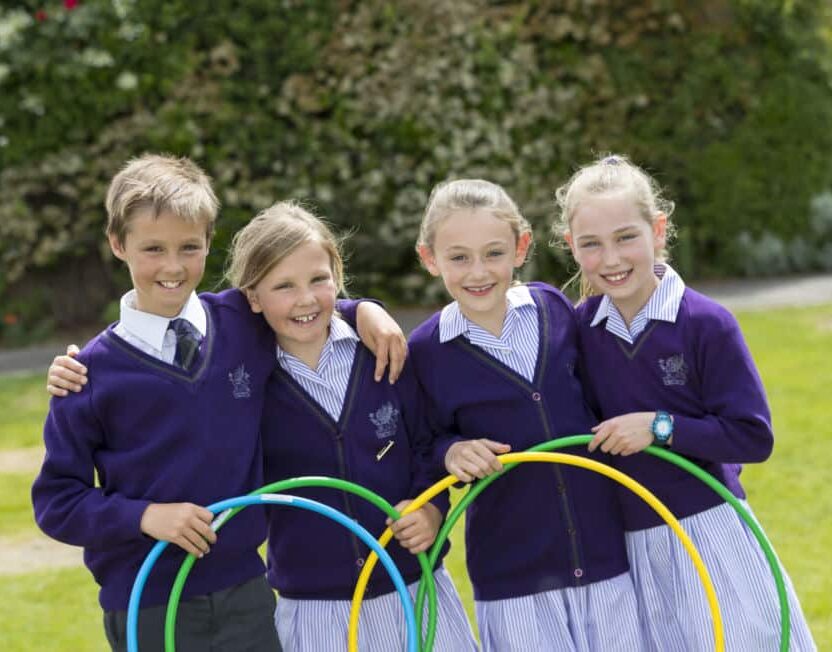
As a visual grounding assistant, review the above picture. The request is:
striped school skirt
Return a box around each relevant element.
[626,501,816,651]
[474,572,641,651]
[274,566,478,651]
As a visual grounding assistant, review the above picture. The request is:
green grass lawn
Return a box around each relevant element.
[1,304,830,650]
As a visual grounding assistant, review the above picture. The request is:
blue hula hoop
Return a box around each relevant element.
[127,493,418,652]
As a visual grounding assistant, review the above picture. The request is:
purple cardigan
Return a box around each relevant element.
[408,282,630,601]
[32,290,364,611]
[576,288,774,530]
[261,347,448,600]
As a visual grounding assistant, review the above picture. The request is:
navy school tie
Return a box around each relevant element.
[168,318,201,370]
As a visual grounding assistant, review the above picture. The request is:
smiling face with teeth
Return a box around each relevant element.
[566,193,667,325]
[108,209,209,318]
[418,208,531,336]
[244,239,337,369]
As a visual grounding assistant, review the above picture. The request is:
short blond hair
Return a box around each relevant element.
[417,178,532,252]
[225,200,346,294]
[105,154,219,246]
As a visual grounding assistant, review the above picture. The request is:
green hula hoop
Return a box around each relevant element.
[164,476,439,652]
[415,435,790,652]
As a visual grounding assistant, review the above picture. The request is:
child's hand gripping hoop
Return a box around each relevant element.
[349,448,726,652]
[161,477,439,652]
[420,437,791,651]
[352,435,791,652]
[126,491,422,652]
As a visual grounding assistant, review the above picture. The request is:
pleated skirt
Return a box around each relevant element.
[626,501,816,651]
[274,566,478,651]
[474,572,641,651]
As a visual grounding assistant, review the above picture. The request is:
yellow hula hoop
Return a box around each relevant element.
[348,452,725,652]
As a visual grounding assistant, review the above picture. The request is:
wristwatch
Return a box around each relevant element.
[651,411,674,445]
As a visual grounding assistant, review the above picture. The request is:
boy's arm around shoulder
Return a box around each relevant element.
[670,299,774,464]
[32,346,151,548]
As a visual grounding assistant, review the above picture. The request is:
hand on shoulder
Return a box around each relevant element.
[46,344,87,396]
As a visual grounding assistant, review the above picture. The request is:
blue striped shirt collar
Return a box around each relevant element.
[590,264,686,342]
[118,290,206,353]
[276,314,358,368]
[439,284,535,344]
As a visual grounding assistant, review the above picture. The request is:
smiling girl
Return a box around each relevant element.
[408,179,641,651]
[557,154,816,650]
[226,201,477,651]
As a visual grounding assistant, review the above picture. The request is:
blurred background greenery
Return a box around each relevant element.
[1,0,832,347]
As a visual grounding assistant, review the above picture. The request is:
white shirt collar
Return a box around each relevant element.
[439,284,535,343]
[118,290,206,352]
[590,263,686,328]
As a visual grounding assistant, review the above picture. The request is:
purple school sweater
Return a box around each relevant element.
[576,288,774,531]
[408,282,630,601]
[32,290,364,611]
[261,348,449,600]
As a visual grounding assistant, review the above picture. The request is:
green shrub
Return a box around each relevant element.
[1,1,831,339]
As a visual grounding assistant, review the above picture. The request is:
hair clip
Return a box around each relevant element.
[601,155,622,165]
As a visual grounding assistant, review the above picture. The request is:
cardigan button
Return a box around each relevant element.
[356,558,365,568]
[531,392,542,401]
[557,483,566,494]
[574,568,584,578]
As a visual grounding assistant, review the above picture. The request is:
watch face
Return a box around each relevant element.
[656,421,672,437]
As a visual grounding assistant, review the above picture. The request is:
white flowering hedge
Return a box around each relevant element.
[1,0,831,342]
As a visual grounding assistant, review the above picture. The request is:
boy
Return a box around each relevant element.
[33,154,405,651]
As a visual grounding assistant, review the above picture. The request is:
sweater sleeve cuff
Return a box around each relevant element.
[122,498,154,540]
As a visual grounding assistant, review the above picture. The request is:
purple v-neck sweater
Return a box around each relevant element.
[408,282,629,601]
[32,290,364,611]
[32,290,275,611]
[576,288,773,531]
[261,348,449,599]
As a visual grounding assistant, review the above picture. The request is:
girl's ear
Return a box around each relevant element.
[417,245,441,277]
[244,288,262,314]
[108,233,127,261]
[513,231,533,267]
[653,213,668,251]
[563,231,576,257]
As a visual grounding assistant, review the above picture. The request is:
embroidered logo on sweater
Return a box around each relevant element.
[228,364,251,398]
[658,354,688,386]
[369,402,399,439]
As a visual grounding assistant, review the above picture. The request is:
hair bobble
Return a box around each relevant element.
[602,155,623,165]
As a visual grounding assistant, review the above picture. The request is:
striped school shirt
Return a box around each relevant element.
[275,315,358,421]
[590,264,685,344]
[438,284,540,382]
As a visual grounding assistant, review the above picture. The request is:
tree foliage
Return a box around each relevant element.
[1,0,831,341]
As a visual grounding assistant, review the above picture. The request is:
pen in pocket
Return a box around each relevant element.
[376,440,395,461]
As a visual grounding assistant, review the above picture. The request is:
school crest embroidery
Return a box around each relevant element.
[228,364,251,399]
[369,402,399,439]
[658,354,688,386]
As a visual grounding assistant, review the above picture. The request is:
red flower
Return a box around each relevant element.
[35,9,48,21]
[64,0,79,9]
[3,313,19,326]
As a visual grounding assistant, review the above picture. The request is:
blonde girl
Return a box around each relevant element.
[557,154,816,650]
[409,179,641,651]
[227,201,477,651]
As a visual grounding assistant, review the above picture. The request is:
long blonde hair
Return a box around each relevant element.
[553,154,675,301]
[225,200,346,294]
